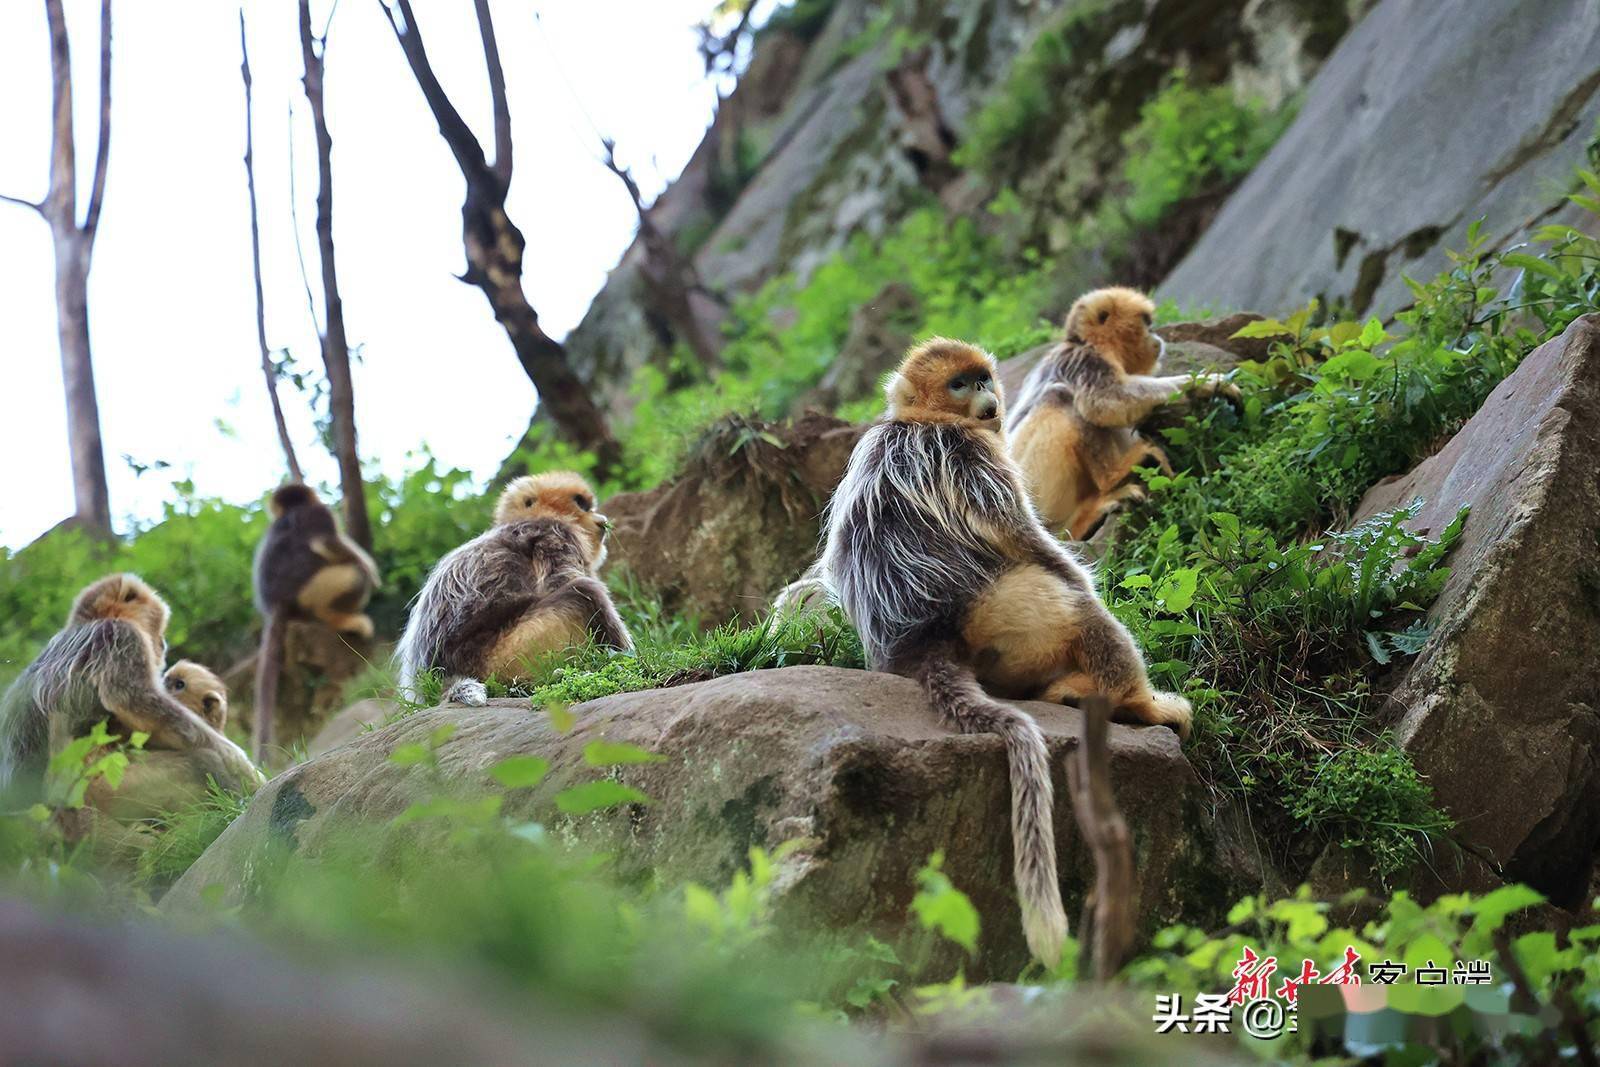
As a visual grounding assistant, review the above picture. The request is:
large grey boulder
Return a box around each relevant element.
[1352,314,1600,906]
[165,666,1222,979]
[1163,0,1600,317]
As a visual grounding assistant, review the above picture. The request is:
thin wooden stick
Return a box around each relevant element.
[1067,694,1137,980]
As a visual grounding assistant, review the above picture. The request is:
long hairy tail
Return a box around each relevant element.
[253,609,286,766]
[916,648,1067,968]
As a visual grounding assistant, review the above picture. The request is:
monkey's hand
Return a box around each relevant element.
[1183,372,1241,404]
[192,734,266,794]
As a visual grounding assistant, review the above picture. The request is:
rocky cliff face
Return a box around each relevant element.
[540,0,1367,429]
[1163,0,1600,316]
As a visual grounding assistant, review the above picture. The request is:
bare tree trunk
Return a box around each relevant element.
[380,0,623,481]
[298,0,371,549]
[2,0,114,537]
[600,138,725,373]
[241,10,303,484]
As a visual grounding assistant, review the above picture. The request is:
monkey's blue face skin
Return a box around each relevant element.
[947,371,1000,422]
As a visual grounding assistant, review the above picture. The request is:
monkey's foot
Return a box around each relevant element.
[1040,672,1097,705]
[444,678,489,707]
[1121,690,1193,740]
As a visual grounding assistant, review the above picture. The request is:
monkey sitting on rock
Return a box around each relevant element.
[0,574,261,826]
[397,471,633,707]
[1007,286,1238,540]
[818,338,1194,968]
[252,483,380,762]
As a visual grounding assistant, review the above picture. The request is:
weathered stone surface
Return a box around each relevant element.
[165,666,1222,979]
[603,414,865,625]
[1163,0,1600,317]
[306,697,400,758]
[1352,314,1600,906]
[223,621,374,759]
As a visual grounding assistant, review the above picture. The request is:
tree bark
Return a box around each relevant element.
[1,0,117,536]
[241,10,303,484]
[381,0,623,481]
[298,0,372,549]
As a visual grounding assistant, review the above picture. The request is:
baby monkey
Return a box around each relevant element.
[164,660,228,732]
[1008,287,1236,540]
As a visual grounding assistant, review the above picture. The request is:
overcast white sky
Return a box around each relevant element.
[0,0,752,548]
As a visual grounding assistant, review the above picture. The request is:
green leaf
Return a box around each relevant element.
[1318,349,1383,382]
[546,702,575,733]
[388,743,431,767]
[1120,574,1153,590]
[911,853,980,954]
[1359,317,1387,347]
[428,723,458,748]
[554,780,650,814]
[582,740,665,766]
[1364,631,1392,665]
[683,883,723,930]
[1500,252,1565,281]
[489,755,551,789]
[1231,319,1294,339]
[1155,567,1199,614]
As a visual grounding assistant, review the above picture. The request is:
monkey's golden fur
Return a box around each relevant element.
[493,470,610,572]
[0,575,261,833]
[820,338,1191,967]
[163,660,228,732]
[397,471,631,706]
[1008,287,1235,539]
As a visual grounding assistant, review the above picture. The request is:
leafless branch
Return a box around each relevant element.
[1067,695,1137,981]
[472,0,511,183]
[80,0,111,238]
[285,102,323,338]
[599,137,725,369]
[380,1,492,188]
[241,8,303,483]
[379,0,623,477]
[298,0,371,548]
[0,192,44,213]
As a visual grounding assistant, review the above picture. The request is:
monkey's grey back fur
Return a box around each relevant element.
[821,421,1028,669]
[0,621,150,793]
[819,416,1071,967]
[395,519,590,696]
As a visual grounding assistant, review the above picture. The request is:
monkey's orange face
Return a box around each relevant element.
[886,338,1004,429]
[495,471,610,568]
[73,573,171,646]
[1066,287,1162,374]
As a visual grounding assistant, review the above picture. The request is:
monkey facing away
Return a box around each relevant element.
[1007,287,1237,540]
[396,471,633,708]
[0,575,261,816]
[252,483,380,762]
[818,338,1193,967]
